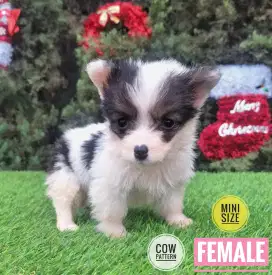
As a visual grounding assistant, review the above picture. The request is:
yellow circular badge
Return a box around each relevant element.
[212,195,249,232]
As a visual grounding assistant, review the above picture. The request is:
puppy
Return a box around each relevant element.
[45,59,220,237]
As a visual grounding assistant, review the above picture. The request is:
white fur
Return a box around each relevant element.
[131,59,187,113]
[45,59,212,238]
[46,120,195,236]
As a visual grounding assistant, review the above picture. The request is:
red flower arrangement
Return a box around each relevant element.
[216,95,270,124]
[81,2,152,56]
[198,95,271,160]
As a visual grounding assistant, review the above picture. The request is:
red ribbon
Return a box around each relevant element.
[0,8,21,36]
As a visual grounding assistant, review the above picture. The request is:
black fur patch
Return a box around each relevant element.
[47,137,72,173]
[102,60,139,139]
[151,72,199,142]
[107,59,139,86]
[82,131,103,169]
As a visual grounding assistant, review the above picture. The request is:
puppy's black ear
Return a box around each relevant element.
[86,59,112,99]
[188,67,221,108]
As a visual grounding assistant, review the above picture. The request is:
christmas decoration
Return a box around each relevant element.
[0,0,20,69]
[217,95,270,124]
[198,95,271,160]
[210,65,272,99]
[81,2,152,55]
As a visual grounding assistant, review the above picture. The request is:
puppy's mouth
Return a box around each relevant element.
[134,157,160,166]
[136,158,149,165]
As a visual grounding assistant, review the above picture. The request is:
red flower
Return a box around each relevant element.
[80,2,152,55]
[198,122,270,160]
[217,95,270,124]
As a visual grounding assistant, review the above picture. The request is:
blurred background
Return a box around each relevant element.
[0,0,271,171]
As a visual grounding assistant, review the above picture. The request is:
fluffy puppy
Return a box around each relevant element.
[45,59,220,237]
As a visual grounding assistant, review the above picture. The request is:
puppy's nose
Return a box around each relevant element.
[134,144,148,161]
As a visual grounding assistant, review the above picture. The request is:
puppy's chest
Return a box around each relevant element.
[126,166,180,206]
[128,163,181,193]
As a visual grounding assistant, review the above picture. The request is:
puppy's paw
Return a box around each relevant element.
[96,222,127,238]
[57,222,79,232]
[166,214,193,229]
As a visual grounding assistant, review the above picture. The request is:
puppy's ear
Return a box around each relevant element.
[86,59,112,99]
[189,67,220,108]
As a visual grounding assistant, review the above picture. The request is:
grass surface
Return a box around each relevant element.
[0,172,271,275]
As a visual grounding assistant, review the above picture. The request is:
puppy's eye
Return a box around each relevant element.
[117,118,128,129]
[161,118,175,129]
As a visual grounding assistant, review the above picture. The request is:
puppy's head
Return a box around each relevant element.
[86,59,220,164]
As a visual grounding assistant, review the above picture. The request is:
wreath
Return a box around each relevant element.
[81,1,152,56]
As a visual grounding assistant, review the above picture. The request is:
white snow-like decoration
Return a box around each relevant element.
[0,2,11,9]
[0,41,12,67]
[210,64,272,99]
[0,2,12,68]
[0,2,11,25]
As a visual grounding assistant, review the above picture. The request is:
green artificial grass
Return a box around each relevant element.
[0,172,271,275]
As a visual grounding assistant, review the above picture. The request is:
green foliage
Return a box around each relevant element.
[240,31,272,66]
[66,30,149,118]
[207,153,259,172]
[0,0,271,171]
[0,0,74,170]
[252,139,272,171]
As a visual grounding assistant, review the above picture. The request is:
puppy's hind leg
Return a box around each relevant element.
[46,170,80,232]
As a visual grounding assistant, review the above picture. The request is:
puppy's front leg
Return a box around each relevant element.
[158,185,193,229]
[89,180,128,238]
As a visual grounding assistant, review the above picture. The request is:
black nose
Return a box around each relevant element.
[134,144,148,160]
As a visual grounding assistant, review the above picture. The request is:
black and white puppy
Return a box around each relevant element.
[46,59,220,238]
